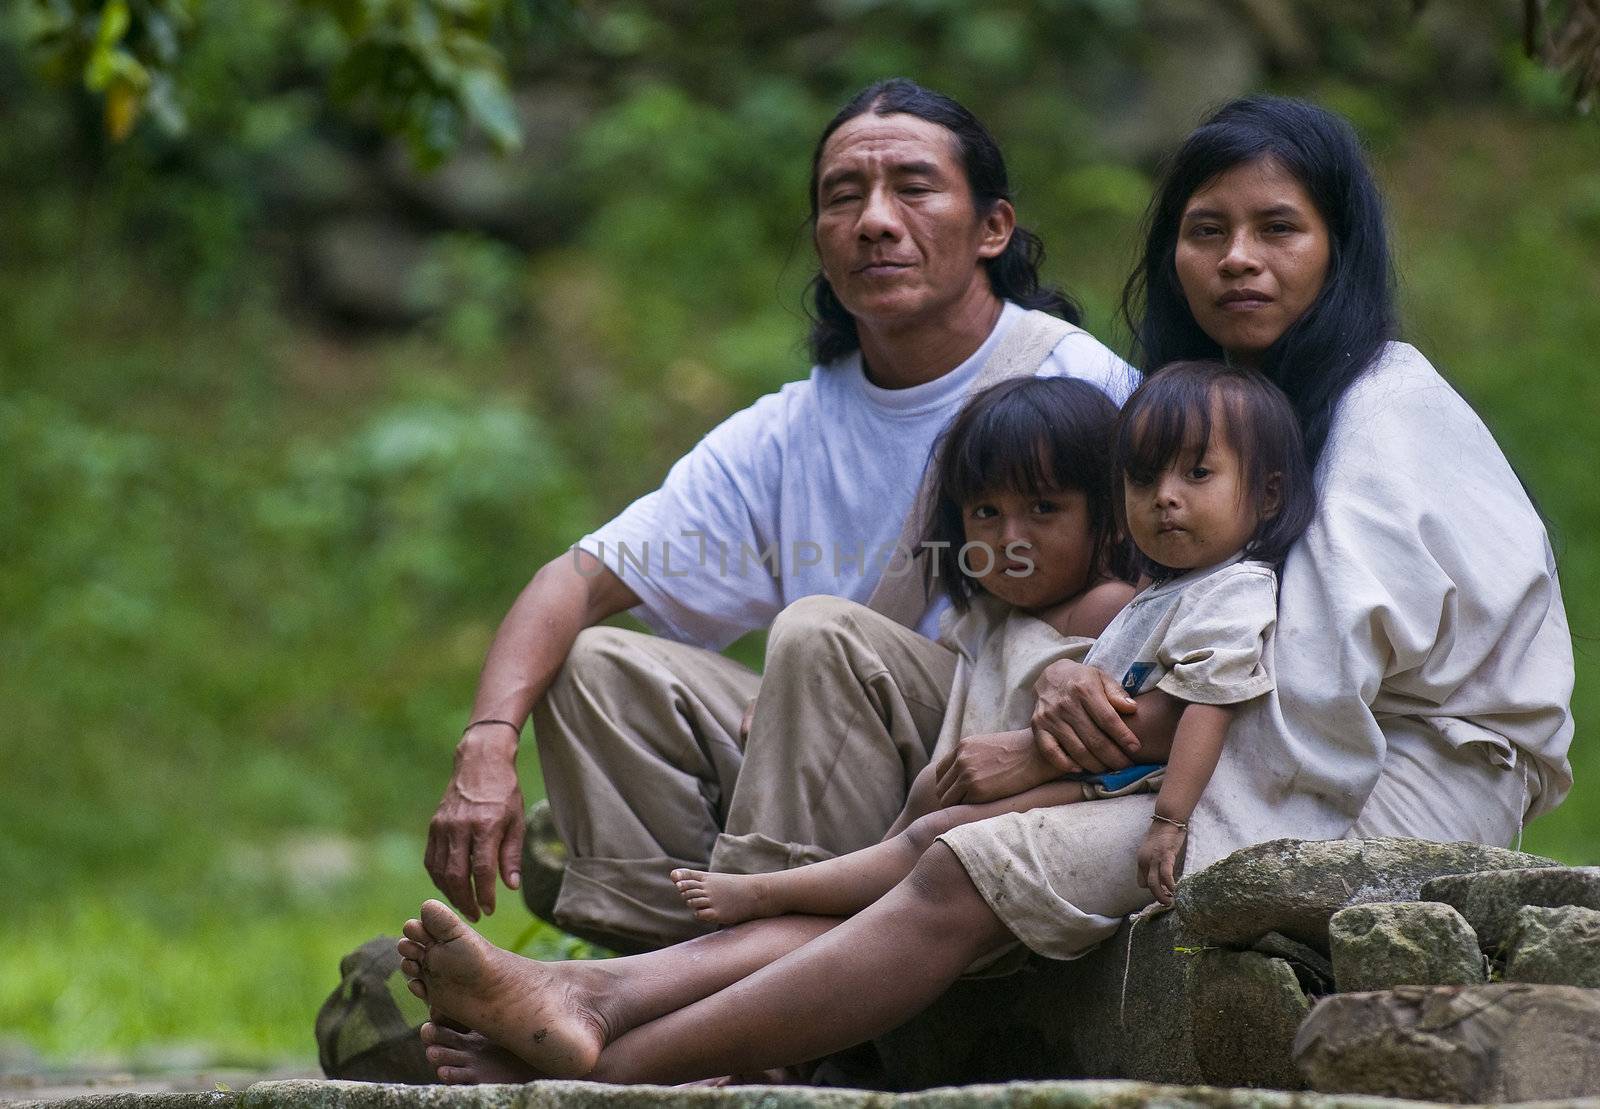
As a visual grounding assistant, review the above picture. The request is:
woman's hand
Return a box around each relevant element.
[934,729,1059,806]
[1032,658,1141,774]
[1136,821,1188,906]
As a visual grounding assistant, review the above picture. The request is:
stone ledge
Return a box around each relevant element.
[17,1078,1600,1109]
[8,1094,239,1109]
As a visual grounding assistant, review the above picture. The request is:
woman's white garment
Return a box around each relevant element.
[940,560,1278,959]
[942,342,1574,960]
[1201,342,1573,867]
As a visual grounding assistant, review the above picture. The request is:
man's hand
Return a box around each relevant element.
[1032,658,1141,774]
[934,729,1059,806]
[1136,820,1188,906]
[425,738,524,921]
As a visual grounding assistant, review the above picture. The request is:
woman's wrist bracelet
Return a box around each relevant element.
[463,718,522,739]
[1151,813,1189,830]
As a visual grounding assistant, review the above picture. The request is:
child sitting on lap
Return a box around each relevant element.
[674,361,1313,920]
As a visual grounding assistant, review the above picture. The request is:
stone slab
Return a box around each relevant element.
[1328,902,1485,993]
[1294,983,1600,1103]
[875,907,1200,1088]
[7,1095,238,1109]
[1185,950,1309,1090]
[1421,867,1600,951]
[234,1078,1516,1109]
[1503,905,1600,987]
[1176,839,1556,951]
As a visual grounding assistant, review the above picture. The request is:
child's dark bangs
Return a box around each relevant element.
[946,395,1060,503]
[1120,375,1214,483]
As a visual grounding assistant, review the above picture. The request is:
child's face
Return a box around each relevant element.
[960,485,1098,613]
[1123,412,1262,571]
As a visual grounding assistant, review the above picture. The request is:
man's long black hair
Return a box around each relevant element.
[1121,95,1398,468]
[806,78,1079,366]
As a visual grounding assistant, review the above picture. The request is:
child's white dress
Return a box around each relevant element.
[929,593,1092,765]
[937,556,1278,959]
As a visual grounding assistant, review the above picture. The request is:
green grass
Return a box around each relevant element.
[0,842,582,1066]
[1,104,1597,1069]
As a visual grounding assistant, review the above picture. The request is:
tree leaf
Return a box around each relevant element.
[96,0,131,49]
[105,75,142,139]
[458,66,520,151]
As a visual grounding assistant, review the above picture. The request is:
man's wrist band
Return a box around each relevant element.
[463,718,522,738]
[1151,813,1189,830]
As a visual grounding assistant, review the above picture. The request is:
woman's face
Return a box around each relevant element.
[1173,157,1331,366]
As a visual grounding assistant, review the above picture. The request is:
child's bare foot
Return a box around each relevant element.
[420,1022,541,1085]
[669,868,780,925]
[396,900,606,1078]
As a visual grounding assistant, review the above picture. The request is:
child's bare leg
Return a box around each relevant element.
[884,760,944,839]
[672,779,1086,925]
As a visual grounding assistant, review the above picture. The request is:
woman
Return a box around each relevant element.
[397,96,1574,1085]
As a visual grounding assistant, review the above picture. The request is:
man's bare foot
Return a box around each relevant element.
[669,868,781,926]
[396,900,606,1078]
[420,1022,540,1085]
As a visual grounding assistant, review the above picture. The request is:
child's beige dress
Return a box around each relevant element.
[938,557,1278,960]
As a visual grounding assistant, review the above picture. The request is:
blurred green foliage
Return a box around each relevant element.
[20,0,538,162]
[0,0,1597,1072]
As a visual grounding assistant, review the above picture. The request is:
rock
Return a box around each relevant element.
[381,85,596,250]
[875,908,1202,1088]
[314,935,433,1085]
[1504,904,1600,986]
[1176,838,1558,950]
[263,135,384,216]
[1294,983,1600,1102]
[304,217,435,325]
[1328,902,1485,993]
[1184,949,1310,1090]
[518,800,565,926]
[9,1097,237,1109]
[1250,930,1335,994]
[519,800,648,956]
[234,1077,1447,1109]
[1092,0,1264,164]
[1421,866,1600,951]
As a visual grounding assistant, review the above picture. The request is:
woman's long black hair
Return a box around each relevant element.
[1120,95,1397,467]
[807,79,1079,366]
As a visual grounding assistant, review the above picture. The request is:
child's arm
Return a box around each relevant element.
[1040,578,1137,640]
[1136,701,1233,905]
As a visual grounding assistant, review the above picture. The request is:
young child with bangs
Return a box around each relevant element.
[672,361,1313,924]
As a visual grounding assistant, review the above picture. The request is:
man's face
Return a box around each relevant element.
[813,113,1013,332]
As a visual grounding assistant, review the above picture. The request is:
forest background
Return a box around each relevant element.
[2,0,1597,1075]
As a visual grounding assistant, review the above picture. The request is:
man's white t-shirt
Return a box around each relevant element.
[576,302,1135,649]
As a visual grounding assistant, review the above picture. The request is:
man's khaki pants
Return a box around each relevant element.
[532,595,958,950]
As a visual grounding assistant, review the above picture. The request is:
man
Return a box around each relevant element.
[424,78,1133,952]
